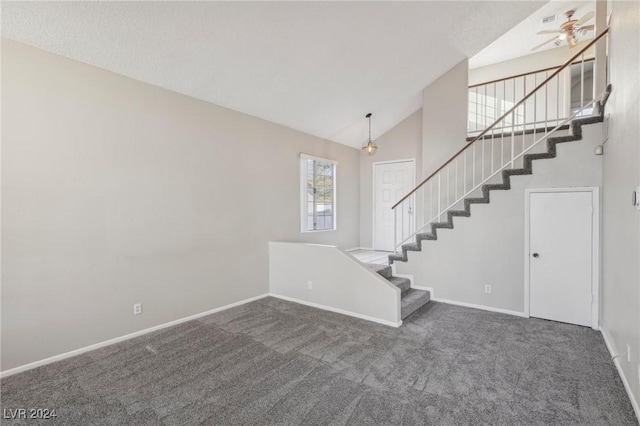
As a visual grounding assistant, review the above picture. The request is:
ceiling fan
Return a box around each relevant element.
[532,10,595,51]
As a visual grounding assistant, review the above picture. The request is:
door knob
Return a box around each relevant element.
[532,253,540,258]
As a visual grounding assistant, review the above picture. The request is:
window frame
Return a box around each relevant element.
[299,153,338,233]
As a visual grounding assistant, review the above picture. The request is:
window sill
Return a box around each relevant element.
[300,228,337,234]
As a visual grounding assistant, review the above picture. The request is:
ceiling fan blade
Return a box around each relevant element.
[532,36,559,51]
[575,11,595,26]
[579,24,595,32]
[537,29,561,35]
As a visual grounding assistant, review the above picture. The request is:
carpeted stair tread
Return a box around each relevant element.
[548,134,579,144]
[448,209,471,218]
[503,168,531,177]
[389,252,406,263]
[365,260,411,293]
[364,263,392,278]
[482,183,510,193]
[463,198,489,214]
[416,233,437,241]
[432,222,453,230]
[401,289,431,319]
[402,243,420,252]
[388,276,411,293]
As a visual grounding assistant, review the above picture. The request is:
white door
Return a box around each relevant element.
[374,161,414,251]
[529,190,594,327]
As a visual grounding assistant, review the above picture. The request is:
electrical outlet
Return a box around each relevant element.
[627,344,631,362]
[484,285,492,294]
[133,303,142,315]
[307,281,313,290]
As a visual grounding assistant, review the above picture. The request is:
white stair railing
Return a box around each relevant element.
[393,29,609,252]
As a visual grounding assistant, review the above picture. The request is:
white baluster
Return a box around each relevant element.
[437,174,441,222]
[545,70,549,134]
[393,207,397,252]
[464,149,467,194]
[455,157,458,201]
[581,54,585,111]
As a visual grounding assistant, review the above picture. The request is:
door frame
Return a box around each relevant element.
[372,158,416,252]
[524,187,600,329]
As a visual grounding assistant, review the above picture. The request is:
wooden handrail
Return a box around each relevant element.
[392,28,609,210]
[469,57,595,89]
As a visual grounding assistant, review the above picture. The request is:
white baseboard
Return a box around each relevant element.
[269,293,402,328]
[432,297,528,318]
[601,329,640,420]
[0,293,270,378]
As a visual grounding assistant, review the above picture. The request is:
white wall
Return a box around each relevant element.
[422,59,469,179]
[1,40,361,371]
[601,0,640,414]
[269,242,400,326]
[359,110,422,248]
[397,122,604,313]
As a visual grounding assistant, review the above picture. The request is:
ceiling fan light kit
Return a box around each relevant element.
[533,9,595,51]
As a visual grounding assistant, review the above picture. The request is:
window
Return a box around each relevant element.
[300,154,337,232]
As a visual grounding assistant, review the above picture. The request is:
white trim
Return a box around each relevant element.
[0,293,270,378]
[524,187,601,329]
[601,329,640,420]
[524,190,531,317]
[269,293,402,328]
[372,158,416,251]
[371,158,416,166]
[432,297,528,318]
[299,152,338,165]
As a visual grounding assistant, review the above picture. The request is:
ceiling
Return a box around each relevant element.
[470,0,596,69]
[1,1,543,148]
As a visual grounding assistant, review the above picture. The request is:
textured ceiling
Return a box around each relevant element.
[470,0,596,69]
[1,1,543,148]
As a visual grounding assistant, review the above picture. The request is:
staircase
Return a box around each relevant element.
[390,101,609,264]
[390,30,610,269]
[364,263,430,319]
[354,30,610,322]
[364,100,609,319]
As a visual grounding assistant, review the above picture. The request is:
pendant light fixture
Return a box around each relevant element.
[361,113,377,156]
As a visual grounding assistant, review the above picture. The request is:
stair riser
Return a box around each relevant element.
[401,291,431,319]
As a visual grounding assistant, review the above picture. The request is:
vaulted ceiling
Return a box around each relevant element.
[1,1,544,148]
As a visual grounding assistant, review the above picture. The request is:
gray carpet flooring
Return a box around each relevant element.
[1,297,637,425]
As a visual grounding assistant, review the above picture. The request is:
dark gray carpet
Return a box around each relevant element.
[1,297,637,425]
